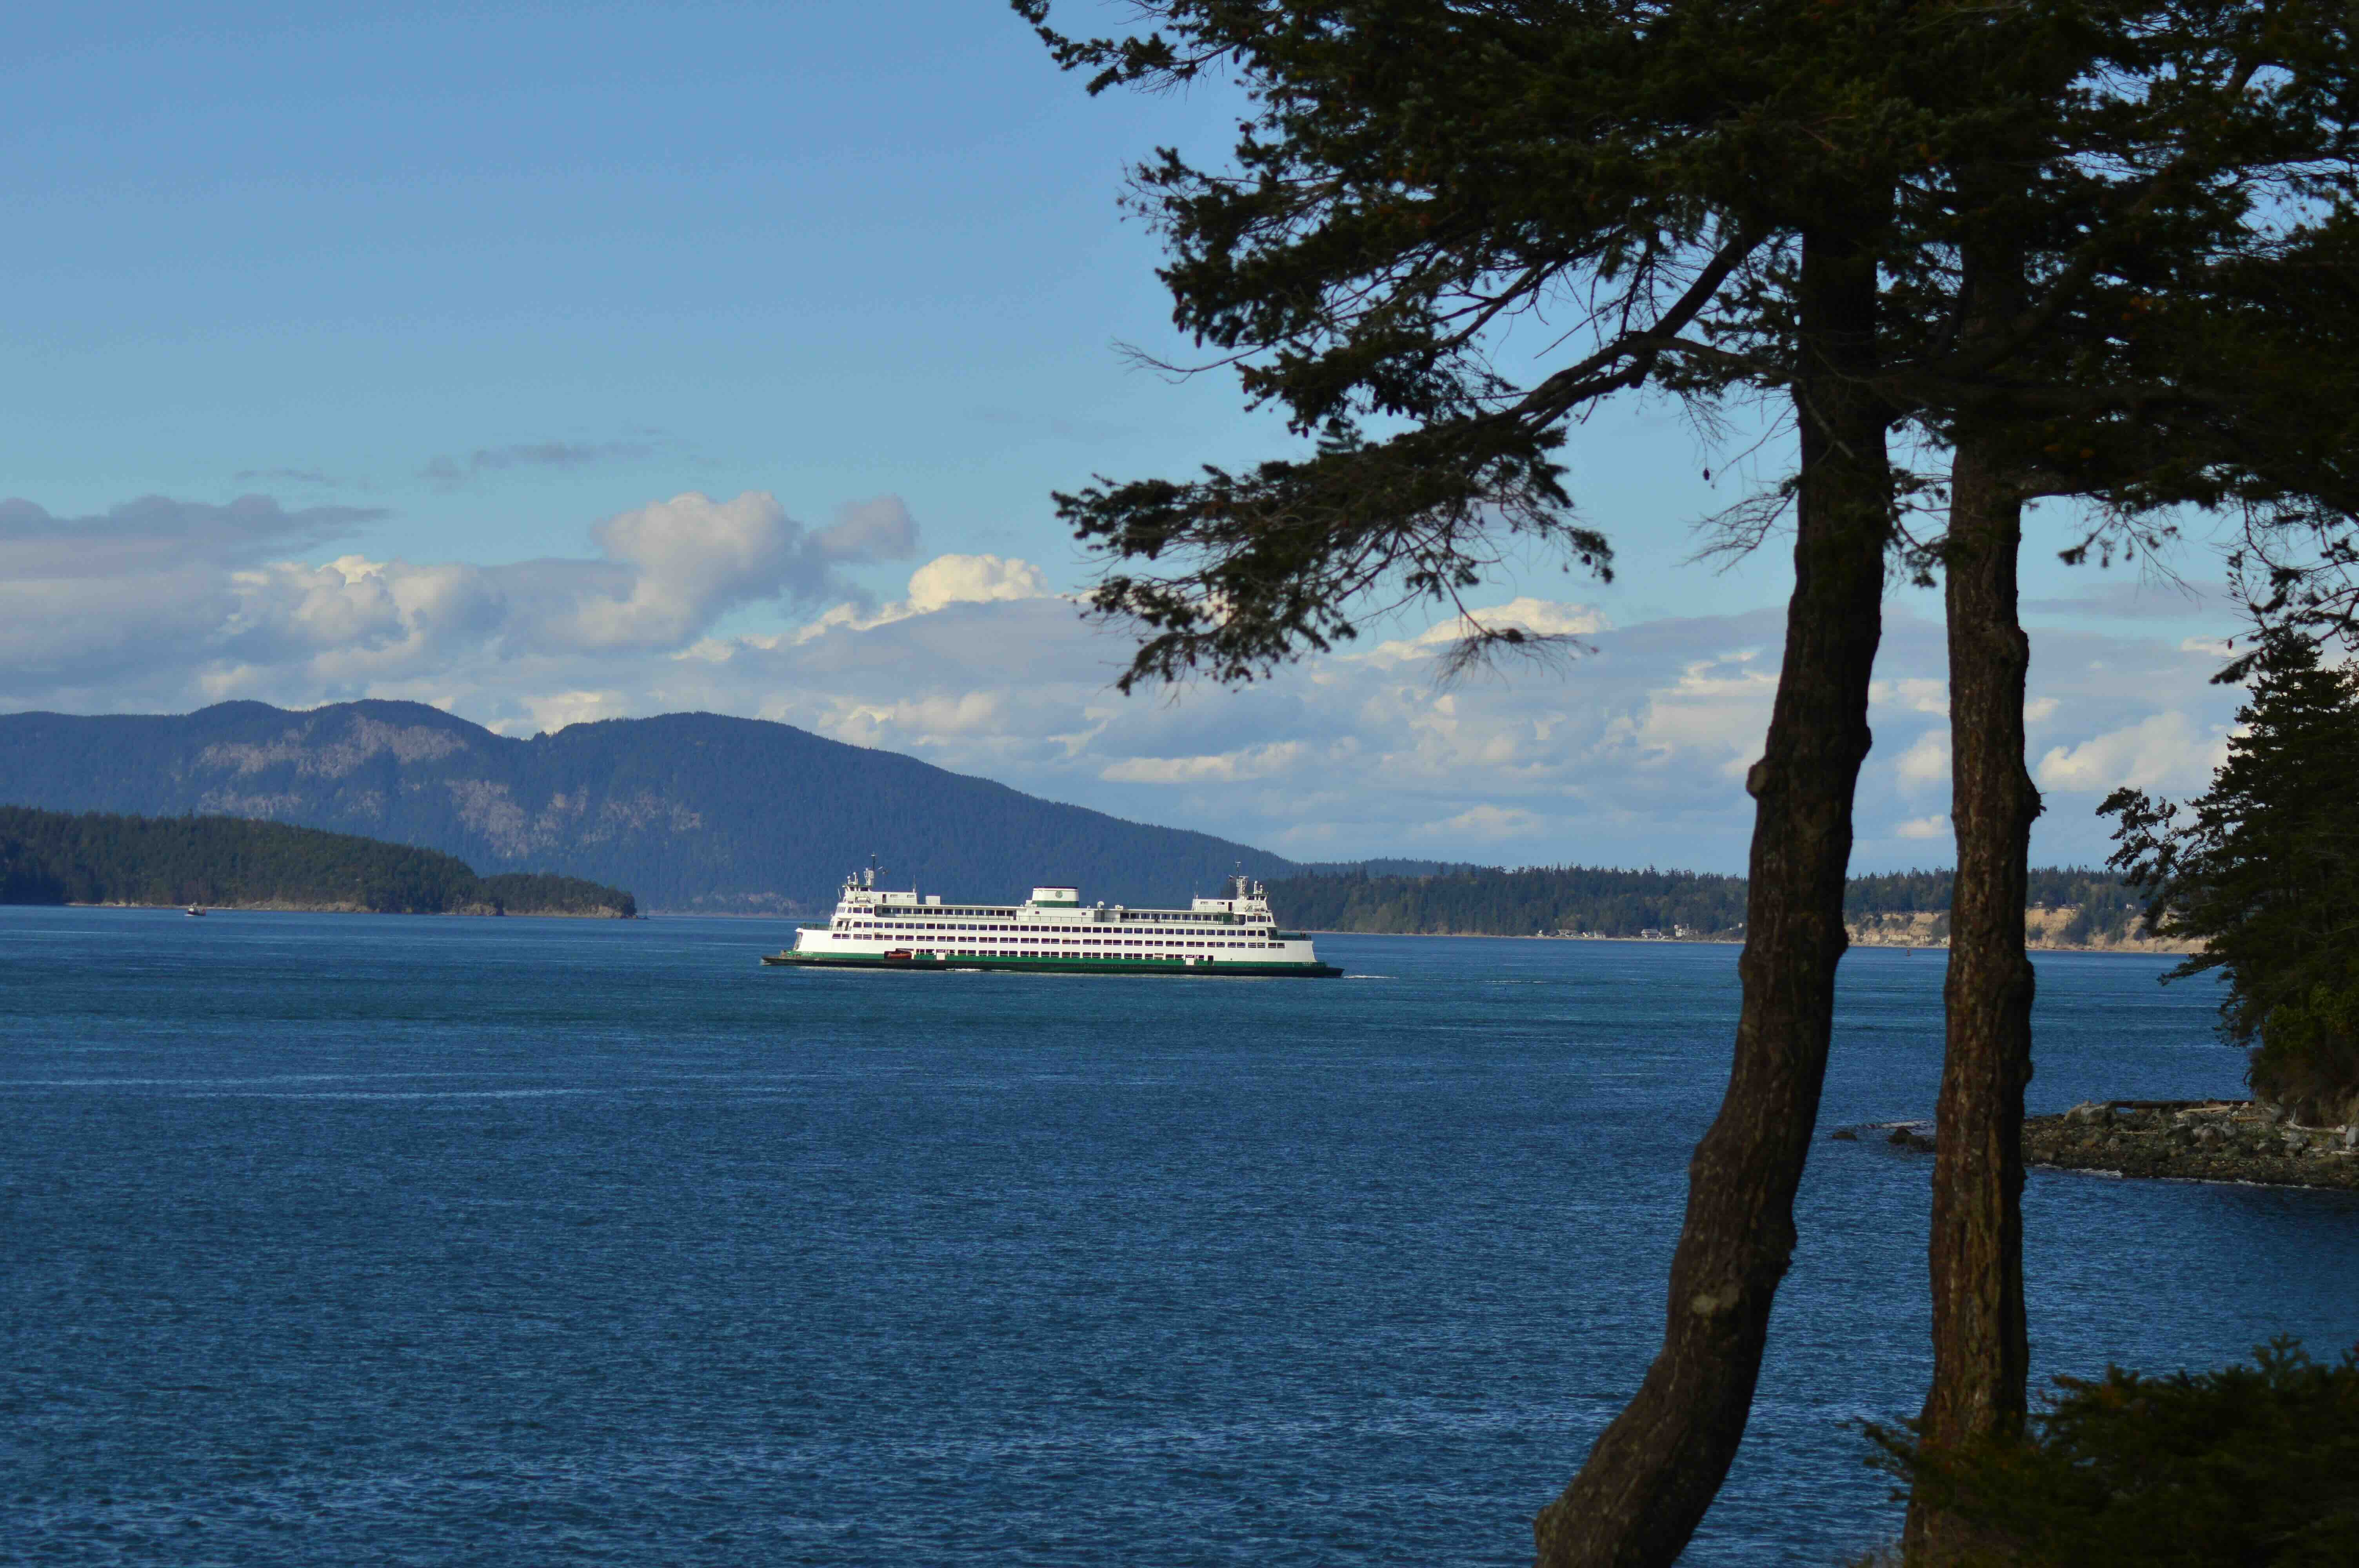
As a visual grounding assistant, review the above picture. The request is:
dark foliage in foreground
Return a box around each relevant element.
[0,806,634,916]
[1265,865,2144,940]
[2105,635,2359,1120]
[1872,1340,2359,1567]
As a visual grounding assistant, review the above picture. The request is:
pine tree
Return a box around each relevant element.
[1014,3,2359,1562]
[2105,633,2359,1121]
[1882,24,2359,1550]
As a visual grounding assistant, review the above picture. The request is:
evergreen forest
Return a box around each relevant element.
[0,807,635,916]
[1265,864,2146,941]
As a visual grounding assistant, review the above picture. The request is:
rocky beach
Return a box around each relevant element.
[1838,1100,2359,1189]
[2023,1100,2359,1189]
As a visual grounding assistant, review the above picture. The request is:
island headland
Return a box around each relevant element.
[2023,1100,2359,1190]
[0,805,634,917]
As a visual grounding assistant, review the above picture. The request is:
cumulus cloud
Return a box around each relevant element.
[414,580,2237,868]
[0,489,914,712]
[782,552,1049,643]
[0,490,2257,869]
[2034,711,2231,795]
[0,496,388,699]
[1895,728,1951,790]
[1873,677,1950,716]
[549,490,856,650]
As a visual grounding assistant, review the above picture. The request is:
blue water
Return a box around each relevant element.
[4,909,2355,1566]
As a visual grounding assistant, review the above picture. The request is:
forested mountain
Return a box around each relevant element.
[0,702,2159,933]
[0,807,633,915]
[0,702,1298,912]
[1265,864,2148,941]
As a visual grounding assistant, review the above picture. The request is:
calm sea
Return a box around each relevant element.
[5,907,2355,1566]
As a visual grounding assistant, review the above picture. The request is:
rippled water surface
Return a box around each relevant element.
[5,907,2355,1565]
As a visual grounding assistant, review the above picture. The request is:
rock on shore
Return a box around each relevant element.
[2023,1100,2359,1190]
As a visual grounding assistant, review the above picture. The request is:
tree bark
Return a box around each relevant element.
[1533,221,1890,1568]
[1903,435,2041,1557]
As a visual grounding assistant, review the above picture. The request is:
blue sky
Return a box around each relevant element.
[0,1,2254,871]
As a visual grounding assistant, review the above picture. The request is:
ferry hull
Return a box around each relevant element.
[761,951,1343,978]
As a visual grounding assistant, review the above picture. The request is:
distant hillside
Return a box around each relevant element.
[1269,865,1749,936]
[1845,867,2150,944]
[1265,864,2152,942]
[0,702,1298,913]
[0,806,634,916]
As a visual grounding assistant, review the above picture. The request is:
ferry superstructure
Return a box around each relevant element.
[760,869,1342,977]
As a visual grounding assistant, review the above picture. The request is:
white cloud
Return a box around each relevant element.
[785,552,1051,643]
[1621,646,1781,780]
[2034,711,2230,796]
[904,552,1045,610]
[558,490,894,651]
[0,494,2258,870]
[1896,728,1950,790]
[0,488,914,710]
[1367,596,1612,659]
[1872,677,1950,715]
[1101,741,1312,784]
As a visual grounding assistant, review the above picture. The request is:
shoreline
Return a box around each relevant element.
[1837,1102,2359,1191]
[54,900,633,919]
[1299,929,2189,956]
[2022,1101,2359,1191]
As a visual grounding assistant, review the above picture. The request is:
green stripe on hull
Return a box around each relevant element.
[761,952,1343,978]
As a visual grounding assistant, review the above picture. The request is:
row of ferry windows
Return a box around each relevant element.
[842,938,1274,949]
[850,909,1263,926]
[836,922,1261,935]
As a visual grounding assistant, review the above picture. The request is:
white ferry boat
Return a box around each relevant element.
[761,868,1342,978]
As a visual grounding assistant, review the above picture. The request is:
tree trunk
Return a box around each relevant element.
[1903,433,2040,1557]
[1532,221,1890,1568]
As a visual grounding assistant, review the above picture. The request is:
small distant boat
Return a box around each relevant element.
[184,905,207,918]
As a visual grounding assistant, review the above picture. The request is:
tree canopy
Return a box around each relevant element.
[1875,1339,2359,1568]
[2104,633,2359,1120]
[1018,2,2359,1562]
[1018,0,2359,689]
